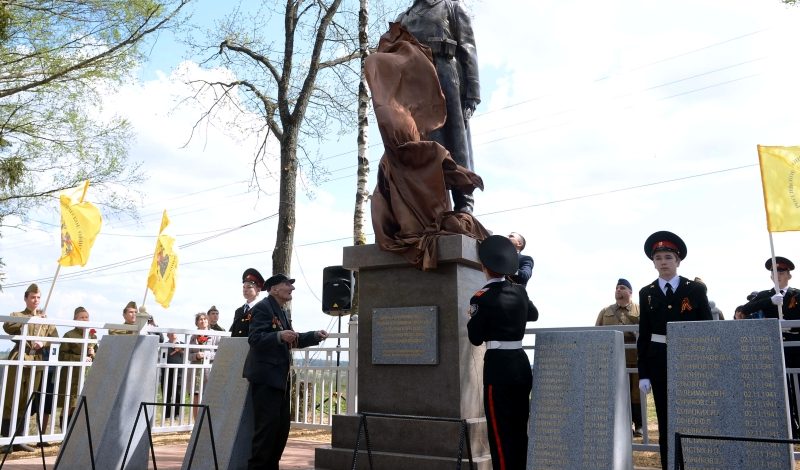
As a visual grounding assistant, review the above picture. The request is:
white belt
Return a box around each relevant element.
[650,334,666,344]
[486,340,523,350]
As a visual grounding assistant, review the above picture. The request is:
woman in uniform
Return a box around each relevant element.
[637,230,711,468]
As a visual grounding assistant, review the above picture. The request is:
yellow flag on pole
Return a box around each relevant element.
[758,145,800,232]
[58,181,102,267]
[147,210,178,308]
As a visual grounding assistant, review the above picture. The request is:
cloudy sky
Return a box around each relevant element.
[1,0,800,342]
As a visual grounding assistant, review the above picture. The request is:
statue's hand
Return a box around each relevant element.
[463,99,478,120]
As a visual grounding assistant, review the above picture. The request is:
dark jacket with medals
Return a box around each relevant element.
[467,280,537,385]
[637,276,712,380]
[242,296,321,390]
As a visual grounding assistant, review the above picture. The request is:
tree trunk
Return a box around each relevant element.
[351,0,371,316]
[272,132,299,276]
[354,0,370,248]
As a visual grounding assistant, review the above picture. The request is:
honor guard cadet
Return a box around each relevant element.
[741,256,800,437]
[230,268,266,338]
[637,231,711,469]
[467,235,538,470]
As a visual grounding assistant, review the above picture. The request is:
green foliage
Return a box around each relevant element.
[0,0,189,227]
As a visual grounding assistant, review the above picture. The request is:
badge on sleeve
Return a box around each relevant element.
[468,304,479,317]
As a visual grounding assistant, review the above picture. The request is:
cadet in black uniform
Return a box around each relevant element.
[230,268,266,338]
[741,256,800,436]
[637,230,711,469]
[467,235,538,470]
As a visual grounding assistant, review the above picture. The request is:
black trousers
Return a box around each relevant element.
[651,374,668,469]
[249,383,291,470]
[161,369,183,419]
[484,383,530,470]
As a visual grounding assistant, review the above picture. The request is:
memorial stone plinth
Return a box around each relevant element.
[314,235,493,470]
[527,330,633,470]
[56,335,158,469]
[182,337,253,470]
[667,319,794,470]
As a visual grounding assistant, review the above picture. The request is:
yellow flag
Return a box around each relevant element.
[58,182,102,267]
[758,145,800,232]
[147,210,178,308]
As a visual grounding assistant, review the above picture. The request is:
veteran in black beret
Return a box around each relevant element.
[243,273,327,468]
[229,268,267,338]
[467,235,538,470]
[637,231,711,468]
[741,255,800,437]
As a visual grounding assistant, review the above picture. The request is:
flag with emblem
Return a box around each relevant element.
[58,181,102,267]
[147,210,179,308]
[758,145,800,232]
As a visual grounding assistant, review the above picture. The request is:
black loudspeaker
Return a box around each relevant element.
[322,265,353,315]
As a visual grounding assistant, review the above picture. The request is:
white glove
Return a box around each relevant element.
[639,378,652,394]
[771,293,784,306]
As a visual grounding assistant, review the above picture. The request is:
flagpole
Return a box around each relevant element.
[42,264,61,315]
[768,232,784,320]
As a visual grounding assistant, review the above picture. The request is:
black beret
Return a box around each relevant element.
[617,278,632,290]
[643,230,687,260]
[478,235,519,275]
[265,273,295,290]
[766,256,795,272]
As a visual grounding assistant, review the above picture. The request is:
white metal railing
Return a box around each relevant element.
[0,315,357,445]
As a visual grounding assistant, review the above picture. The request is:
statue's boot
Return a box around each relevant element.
[452,190,474,214]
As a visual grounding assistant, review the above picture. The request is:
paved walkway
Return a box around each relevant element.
[1,440,668,469]
[0,438,320,469]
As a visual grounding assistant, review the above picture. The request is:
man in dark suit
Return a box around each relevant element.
[243,273,327,470]
[507,232,533,287]
[637,231,712,468]
[741,256,800,436]
[230,268,266,338]
[467,235,538,470]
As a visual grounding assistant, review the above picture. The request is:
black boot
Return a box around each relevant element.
[452,189,474,214]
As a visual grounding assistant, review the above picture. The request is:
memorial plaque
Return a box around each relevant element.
[372,306,438,365]
[527,330,632,470]
[668,319,794,470]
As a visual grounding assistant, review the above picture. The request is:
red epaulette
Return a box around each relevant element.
[472,287,489,297]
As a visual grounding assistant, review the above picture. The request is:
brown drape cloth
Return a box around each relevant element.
[367,23,489,270]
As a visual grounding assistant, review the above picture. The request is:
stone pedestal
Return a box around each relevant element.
[315,235,492,469]
[182,337,253,470]
[56,335,158,469]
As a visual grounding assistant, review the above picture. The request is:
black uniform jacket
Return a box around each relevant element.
[742,286,800,320]
[242,296,320,390]
[229,303,252,338]
[637,276,712,380]
[467,280,538,385]
[742,286,800,366]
